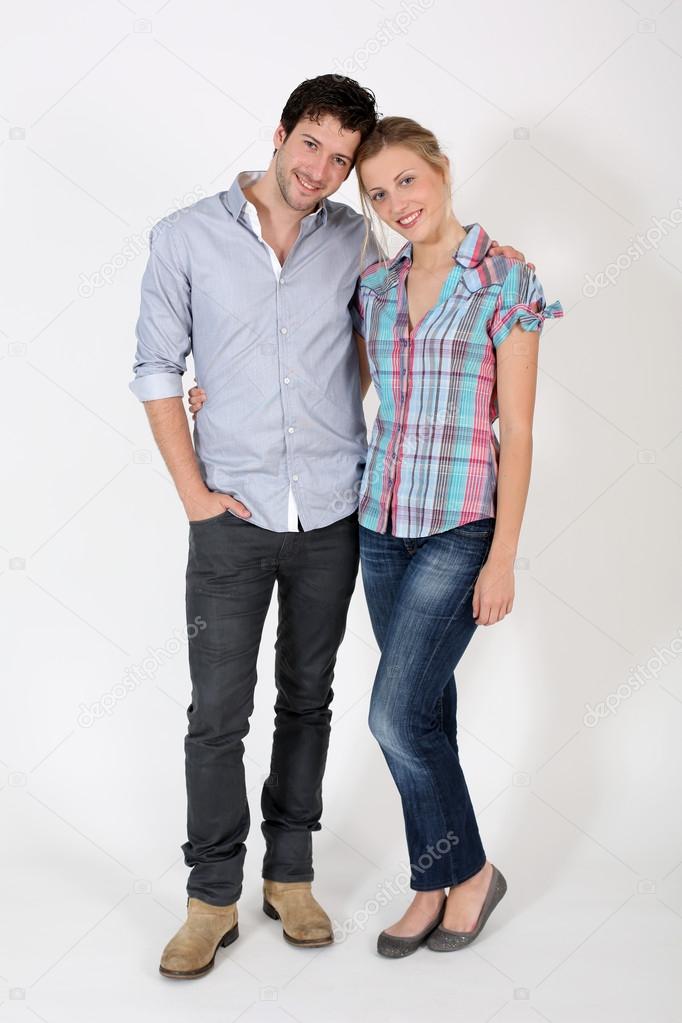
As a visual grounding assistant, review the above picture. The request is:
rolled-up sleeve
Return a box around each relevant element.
[129,219,192,401]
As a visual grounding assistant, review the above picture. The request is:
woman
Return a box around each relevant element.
[189,116,563,959]
[349,116,562,958]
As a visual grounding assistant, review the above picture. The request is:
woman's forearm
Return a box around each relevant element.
[487,428,533,566]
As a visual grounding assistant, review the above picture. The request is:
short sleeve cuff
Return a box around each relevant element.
[491,297,564,349]
[129,372,184,401]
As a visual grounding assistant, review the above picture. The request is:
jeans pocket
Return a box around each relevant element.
[188,508,232,528]
[455,516,496,536]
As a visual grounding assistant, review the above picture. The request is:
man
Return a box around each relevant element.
[130,74,527,979]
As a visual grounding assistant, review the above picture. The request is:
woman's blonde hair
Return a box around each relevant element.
[354,116,451,271]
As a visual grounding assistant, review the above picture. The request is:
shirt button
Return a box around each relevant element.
[280,327,288,334]
[288,427,295,434]
[284,377,290,384]
[292,474,299,481]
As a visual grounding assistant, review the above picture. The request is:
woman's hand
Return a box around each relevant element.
[188,379,207,419]
[472,551,515,626]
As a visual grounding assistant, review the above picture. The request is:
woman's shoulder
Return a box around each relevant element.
[357,241,410,295]
[461,252,520,293]
[357,258,391,294]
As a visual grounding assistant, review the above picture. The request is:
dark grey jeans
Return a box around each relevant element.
[181,507,359,906]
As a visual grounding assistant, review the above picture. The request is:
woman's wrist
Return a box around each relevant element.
[487,536,517,567]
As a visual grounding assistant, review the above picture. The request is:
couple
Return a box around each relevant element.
[130,74,563,977]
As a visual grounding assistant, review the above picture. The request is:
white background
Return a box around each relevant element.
[1,0,681,1020]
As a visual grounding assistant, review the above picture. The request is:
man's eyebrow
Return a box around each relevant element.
[301,133,353,161]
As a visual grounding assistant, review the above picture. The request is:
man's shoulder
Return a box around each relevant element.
[149,192,225,243]
[324,196,366,232]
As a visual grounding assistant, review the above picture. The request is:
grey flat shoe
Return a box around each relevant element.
[377,898,446,959]
[426,863,507,952]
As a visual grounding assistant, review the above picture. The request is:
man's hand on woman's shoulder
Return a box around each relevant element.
[487,239,535,271]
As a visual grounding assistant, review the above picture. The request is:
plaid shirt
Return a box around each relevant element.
[351,223,564,537]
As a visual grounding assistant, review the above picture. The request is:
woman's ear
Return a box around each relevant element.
[442,156,453,193]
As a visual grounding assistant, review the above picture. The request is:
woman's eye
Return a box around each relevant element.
[370,192,384,202]
[400,176,414,186]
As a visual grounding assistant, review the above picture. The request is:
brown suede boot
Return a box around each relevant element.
[159,897,239,979]
[262,880,333,947]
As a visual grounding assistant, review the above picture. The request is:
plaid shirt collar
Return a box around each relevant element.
[388,222,491,272]
[368,222,492,296]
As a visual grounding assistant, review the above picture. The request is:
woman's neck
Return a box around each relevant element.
[411,216,467,273]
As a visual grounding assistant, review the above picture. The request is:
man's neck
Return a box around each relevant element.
[244,167,319,234]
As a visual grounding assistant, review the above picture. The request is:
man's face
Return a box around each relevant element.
[273,114,362,213]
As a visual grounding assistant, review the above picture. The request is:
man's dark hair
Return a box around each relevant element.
[279,74,379,155]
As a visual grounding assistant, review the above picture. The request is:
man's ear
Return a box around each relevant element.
[273,122,287,152]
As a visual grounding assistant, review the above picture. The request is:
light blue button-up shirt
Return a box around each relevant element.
[130,171,379,532]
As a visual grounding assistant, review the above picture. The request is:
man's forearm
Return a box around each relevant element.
[143,396,207,508]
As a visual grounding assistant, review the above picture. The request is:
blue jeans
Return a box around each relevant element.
[359,516,496,891]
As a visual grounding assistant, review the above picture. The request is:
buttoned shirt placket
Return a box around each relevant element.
[383,261,415,533]
[241,184,320,533]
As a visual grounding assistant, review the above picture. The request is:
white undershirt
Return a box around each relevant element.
[240,171,320,533]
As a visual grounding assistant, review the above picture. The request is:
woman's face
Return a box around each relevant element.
[360,145,450,243]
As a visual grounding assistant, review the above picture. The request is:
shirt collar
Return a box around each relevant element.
[224,170,328,226]
[388,222,492,271]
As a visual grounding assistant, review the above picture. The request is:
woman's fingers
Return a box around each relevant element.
[188,387,207,415]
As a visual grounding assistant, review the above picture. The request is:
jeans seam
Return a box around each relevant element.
[401,544,489,873]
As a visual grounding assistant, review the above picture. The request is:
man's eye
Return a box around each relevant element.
[304,140,316,149]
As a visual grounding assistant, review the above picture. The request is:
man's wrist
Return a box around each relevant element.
[178,480,209,506]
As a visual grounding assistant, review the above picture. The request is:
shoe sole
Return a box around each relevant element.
[262,899,333,947]
[159,922,239,979]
